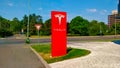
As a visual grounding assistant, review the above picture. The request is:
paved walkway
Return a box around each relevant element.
[50,42,120,68]
[0,44,50,68]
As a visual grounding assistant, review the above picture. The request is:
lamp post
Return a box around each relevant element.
[115,14,117,38]
[0,21,1,29]
[0,18,1,29]
[27,0,30,38]
[98,16,102,36]
[26,0,30,43]
[100,23,102,36]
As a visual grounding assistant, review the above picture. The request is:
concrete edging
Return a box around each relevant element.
[30,46,51,68]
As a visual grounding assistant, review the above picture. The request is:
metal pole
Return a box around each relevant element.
[38,30,40,44]
[25,0,30,43]
[115,14,117,37]
[100,23,102,36]
[27,0,30,38]
[0,21,1,29]
[0,18,1,29]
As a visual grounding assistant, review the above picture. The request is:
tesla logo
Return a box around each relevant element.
[55,14,65,25]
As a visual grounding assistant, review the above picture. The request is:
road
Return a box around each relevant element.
[0,38,51,45]
[0,37,51,68]
[0,44,50,68]
[1,35,120,45]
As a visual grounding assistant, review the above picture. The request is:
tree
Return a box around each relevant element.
[0,16,10,30]
[69,16,89,36]
[21,15,28,34]
[67,22,70,34]
[36,15,44,35]
[21,14,43,35]
[88,20,107,36]
[42,19,51,35]
[108,23,120,35]
[29,14,37,35]
[89,20,100,36]
[10,17,21,34]
[0,28,13,37]
[99,22,107,35]
[116,23,120,34]
[0,16,13,37]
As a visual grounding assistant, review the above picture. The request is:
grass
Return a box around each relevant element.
[30,35,120,42]
[30,35,51,38]
[31,44,91,63]
[71,39,120,42]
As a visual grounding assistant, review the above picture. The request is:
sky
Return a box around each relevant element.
[0,0,118,24]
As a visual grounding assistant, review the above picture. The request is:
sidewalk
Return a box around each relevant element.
[0,44,50,68]
[50,42,120,68]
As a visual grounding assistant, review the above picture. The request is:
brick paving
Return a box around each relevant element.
[50,42,120,68]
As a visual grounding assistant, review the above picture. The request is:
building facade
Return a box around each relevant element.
[108,14,120,28]
[108,0,120,28]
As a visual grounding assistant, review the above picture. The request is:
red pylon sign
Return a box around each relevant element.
[51,11,67,57]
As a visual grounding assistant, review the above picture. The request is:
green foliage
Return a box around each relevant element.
[89,20,99,36]
[47,48,90,63]
[88,20,107,36]
[99,22,108,35]
[67,22,70,33]
[116,23,120,34]
[69,16,89,36]
[21,15,28,34]
[0,16,10,30]
[10,17,22,34]
[0,28,13,37]
[31,44,90,63]
[0,16,13,37]
[25,38,30,44]
[42,19,51,35]
[0,14,115,36]
[32,44,51,53]
[108,23,120,35]
[21,14,43,35]
[68,17,108,36]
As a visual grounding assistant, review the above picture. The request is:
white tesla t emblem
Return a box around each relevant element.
[55,14,65,25]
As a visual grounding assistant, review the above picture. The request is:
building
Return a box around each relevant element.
[108,0,120,28]
[112,10,117,15]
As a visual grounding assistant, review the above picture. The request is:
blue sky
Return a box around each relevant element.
[0,0,118,24]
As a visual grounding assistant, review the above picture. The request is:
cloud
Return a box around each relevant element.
[86,9,108,15]
[103,10,107,13]
[100,9,108,15]
[37,8,43,11]
[8,3,13,7]
[86,9,97,13]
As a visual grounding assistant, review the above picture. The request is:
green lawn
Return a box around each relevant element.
[31,44,91,63]
[30,35,51,38]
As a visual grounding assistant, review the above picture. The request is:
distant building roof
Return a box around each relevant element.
[112,10,118,15]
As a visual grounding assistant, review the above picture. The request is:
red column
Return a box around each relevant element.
[51,11,67,57]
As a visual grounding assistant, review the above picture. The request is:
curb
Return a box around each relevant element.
[30,46,51,68]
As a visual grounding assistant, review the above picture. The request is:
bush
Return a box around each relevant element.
[25,38,30,44]
[0,29,13,37]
